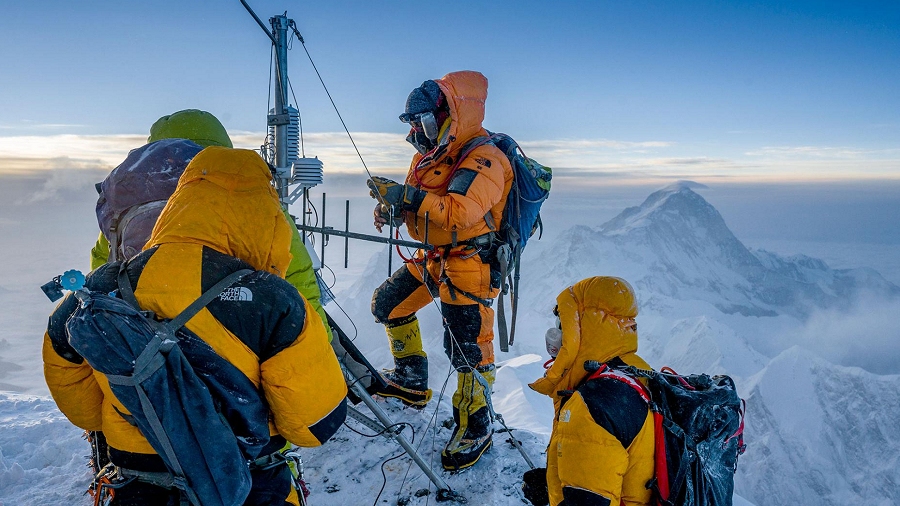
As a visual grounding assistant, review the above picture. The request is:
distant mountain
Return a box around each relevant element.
[320,181,900,506]
[525,182,899,320]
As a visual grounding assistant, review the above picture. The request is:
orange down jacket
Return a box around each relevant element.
[530,277,656,506]
[402,70,513,247]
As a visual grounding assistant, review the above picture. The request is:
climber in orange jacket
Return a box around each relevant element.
[367,70,514,471]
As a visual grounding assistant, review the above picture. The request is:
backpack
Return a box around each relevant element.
[453,132,552,352]
[66,265,270,506]
[96,139,203,262]
[583,361,746,506]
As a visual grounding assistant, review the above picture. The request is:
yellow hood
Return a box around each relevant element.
[530,276,646,398]
[146,147,292,277]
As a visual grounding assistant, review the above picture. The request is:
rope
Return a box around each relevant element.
[272,19,520,498]
[289,22,392,209]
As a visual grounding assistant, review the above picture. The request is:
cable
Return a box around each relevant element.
[328,294,359,341]
[288,22,396,211]
[401,366,455,506]
[340,418,417,506]
[373,451,406,506]
[320,262,338,290]
[342,421,414,441]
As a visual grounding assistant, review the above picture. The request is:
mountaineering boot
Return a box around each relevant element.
[372,316,432,408]
[441,365,495,471]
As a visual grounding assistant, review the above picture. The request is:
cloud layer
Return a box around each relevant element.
[1,132,898,183]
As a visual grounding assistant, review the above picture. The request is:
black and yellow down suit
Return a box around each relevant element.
[530,277,656,506]
[370,70,513,470]
[44,147,348,505]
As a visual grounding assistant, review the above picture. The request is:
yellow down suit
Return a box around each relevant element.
[530,277,656,506]
[44,147,347,505]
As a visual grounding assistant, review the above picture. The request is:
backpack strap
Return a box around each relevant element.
[448,135,494,174]
[108,200,167,262]
[585,363,651,403]
[108,266,253,506]
[495,244,511,352]
[117,262,140,309]
[165,269,253,332]
[117,262,252,332]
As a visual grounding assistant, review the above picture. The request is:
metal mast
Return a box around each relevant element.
[270,14,291,202]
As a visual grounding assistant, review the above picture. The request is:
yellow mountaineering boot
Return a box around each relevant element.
[372,316,433,408]
[441,365,495,471]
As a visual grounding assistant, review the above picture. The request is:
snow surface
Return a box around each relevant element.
[3,180,899,505]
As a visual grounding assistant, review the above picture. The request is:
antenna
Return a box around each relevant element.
[240,0,431,272]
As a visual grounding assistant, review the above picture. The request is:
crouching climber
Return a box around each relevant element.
[523,276,656,506]
[43,147,347,505]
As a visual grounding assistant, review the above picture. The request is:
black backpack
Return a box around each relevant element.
[66,266,270,506]
[584,361,747,506]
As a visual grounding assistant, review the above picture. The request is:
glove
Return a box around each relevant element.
[373,203,404,232]
[522,467,549,506]
[367,176,425,213]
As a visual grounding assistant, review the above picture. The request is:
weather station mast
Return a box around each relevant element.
[237,2,459,500]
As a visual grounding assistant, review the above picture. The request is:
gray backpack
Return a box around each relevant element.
[95,139,202,261]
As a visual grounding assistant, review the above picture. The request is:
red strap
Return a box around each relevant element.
[660,366,695,390]
[724,398,747,448]
[653,411,670,504]
[587,365,651,403]
[413,135,494,190]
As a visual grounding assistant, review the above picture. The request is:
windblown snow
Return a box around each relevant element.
[3,181,898,505]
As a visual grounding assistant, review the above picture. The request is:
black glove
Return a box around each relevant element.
[367,176,425,213]
[522,467,549,506]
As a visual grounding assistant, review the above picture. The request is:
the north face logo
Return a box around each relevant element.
[219,287,253,301]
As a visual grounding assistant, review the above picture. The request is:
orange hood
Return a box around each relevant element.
[408,70,491,176]
[146,147,293,277]
[435,70,488,147]
[530,277,647,399]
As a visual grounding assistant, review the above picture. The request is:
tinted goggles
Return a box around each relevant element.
[400,111,439,141]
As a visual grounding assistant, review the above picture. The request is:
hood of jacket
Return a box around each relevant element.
[436,70,487,145]
[408,70,490,177]
[146,147,292,277]
[530,276,645,399]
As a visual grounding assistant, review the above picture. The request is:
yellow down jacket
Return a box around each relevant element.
[44,147,347,459]
[530,277,656,506]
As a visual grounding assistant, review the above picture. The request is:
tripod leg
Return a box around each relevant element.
[344,368,458,499]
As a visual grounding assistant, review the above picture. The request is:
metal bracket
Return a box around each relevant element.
[268,113,291,126]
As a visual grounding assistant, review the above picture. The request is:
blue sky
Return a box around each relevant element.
[0,0,899,179]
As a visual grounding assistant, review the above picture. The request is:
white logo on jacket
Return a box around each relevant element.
[219,287,253,301]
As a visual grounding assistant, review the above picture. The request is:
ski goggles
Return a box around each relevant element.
[400,111,440,141]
